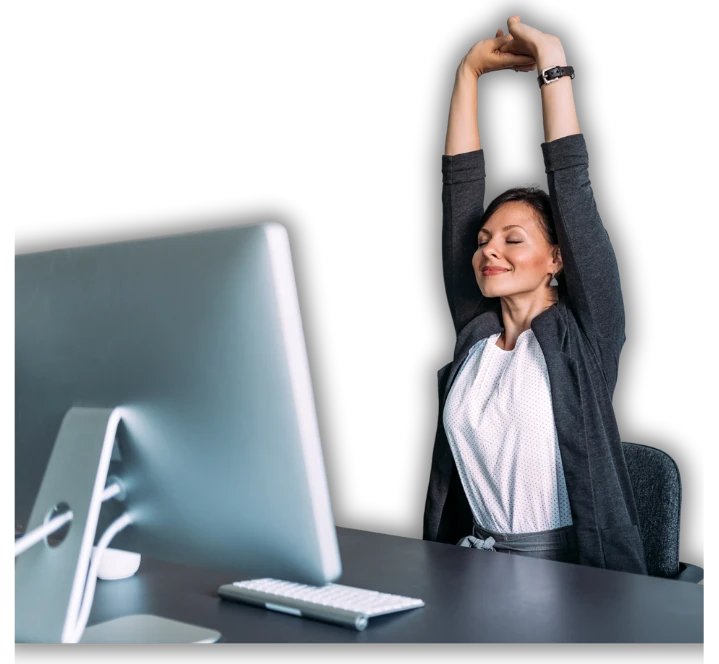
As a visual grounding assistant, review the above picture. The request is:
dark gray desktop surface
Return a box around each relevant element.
[85,526,703,643]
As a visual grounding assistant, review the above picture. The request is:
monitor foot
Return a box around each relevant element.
[79,614,221,643]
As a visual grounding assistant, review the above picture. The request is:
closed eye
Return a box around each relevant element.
[478,240,523,247]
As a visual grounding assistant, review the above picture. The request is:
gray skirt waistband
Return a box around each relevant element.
[457,520,577,553]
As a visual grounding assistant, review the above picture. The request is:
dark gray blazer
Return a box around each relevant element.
[422,133,649,575]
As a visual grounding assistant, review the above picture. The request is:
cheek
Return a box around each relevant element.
[512,247,545,269]
[472,250,481,269]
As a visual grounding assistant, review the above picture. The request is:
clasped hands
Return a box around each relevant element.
[462,14,566,79]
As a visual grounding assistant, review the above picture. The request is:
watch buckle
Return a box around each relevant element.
[541,66,559,86]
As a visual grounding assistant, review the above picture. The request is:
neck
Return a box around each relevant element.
[497,289,558,348]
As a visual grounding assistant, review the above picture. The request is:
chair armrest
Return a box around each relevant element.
[674,562,704,584]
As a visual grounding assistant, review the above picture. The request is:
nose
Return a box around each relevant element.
[481,241,501,260]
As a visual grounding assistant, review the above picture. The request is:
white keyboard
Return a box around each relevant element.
[218,578,425,631]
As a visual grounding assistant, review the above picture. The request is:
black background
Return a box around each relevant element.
[8,3,716,565]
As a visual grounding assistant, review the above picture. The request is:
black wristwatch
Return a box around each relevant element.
[537,65,575,89]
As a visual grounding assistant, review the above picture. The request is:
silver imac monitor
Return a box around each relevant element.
[15,221,342,641]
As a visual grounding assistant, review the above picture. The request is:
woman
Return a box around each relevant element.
[422,15,648,574]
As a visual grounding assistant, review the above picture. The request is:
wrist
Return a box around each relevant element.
[535,45,567,72]
[458,57,482,80]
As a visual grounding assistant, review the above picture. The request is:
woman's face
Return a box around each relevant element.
[471,201,562,299]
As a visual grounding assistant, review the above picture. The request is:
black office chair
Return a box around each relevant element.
[622,441,703,583]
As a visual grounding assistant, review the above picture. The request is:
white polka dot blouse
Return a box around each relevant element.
[442,328,573,535]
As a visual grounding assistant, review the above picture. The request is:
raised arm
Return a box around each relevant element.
[442,30,536,336]
[498,16,580,143]
[501,15,625,384]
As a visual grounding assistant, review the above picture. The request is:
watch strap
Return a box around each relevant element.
[537,65,575,89]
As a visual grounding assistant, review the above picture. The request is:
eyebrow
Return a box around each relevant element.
[478,224,526,236]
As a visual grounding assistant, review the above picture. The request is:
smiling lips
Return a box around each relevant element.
[481,267,510,276]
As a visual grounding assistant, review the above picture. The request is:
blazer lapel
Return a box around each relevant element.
[431,309,503,541]
[442,309,503,404]
[530,303,599,549]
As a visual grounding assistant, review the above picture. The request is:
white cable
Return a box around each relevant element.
[14,510,74,558]
[101,483,122,502]
[14,482,123,559]
[67,512,133,644]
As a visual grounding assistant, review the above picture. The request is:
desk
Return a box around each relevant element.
[87,526,703,643]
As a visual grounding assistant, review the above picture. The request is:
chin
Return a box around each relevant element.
[479,281,514,298]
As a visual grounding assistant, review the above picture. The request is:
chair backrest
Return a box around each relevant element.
[621,441,681,577]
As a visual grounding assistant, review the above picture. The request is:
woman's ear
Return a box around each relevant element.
[549,245,564,286]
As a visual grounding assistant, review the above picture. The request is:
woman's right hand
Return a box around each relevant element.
[462,28,537,78]
[497,15,565,63]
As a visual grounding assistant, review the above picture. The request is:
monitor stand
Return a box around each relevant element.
[80,614,220,644]
[15,406,222,644]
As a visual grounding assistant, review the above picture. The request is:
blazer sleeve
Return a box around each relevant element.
[541,133,625,386]
[441,149,494,337]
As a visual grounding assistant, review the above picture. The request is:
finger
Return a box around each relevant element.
[498,53,536,67]
[494,32,513,47]
[496,28,503,37]
[498,43,526,54]
[498,43,534,58]
[506,14,524,36]
[507,14,542,41]
[508,55,537,67]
